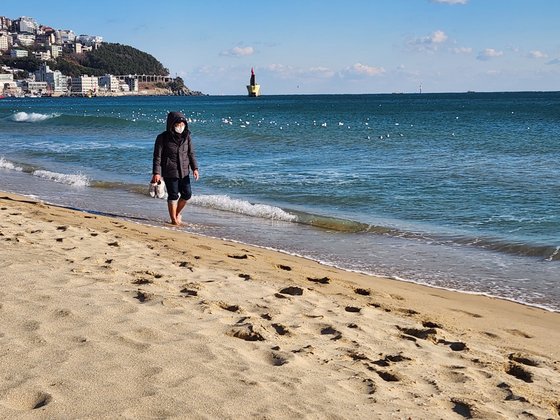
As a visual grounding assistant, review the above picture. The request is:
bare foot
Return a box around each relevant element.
[176,214,183,225]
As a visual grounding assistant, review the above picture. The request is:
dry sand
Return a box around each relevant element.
[0,192,559,419]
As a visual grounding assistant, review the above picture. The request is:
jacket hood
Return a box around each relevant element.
[166,111,188,133]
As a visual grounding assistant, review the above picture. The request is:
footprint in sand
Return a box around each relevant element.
[497,382,529,403]
[340,376,376,395]
[268,350,292,366]
[372,354,411,367]
[228,254,249,260]
[372,368,401,382]
[271,323,290,336]
[354,288,371,296]
[180,288,198,297]
[437,339,468,352]
[132,278,153,285]
[278,286,303,296]
[175,261,194,271]
[396,326,438,342]
[227,322,265,342]
[320,326,342,341]
[508,353,539,367]
[506,329,533,339]
[345,306,361,313]
[134,290,155,303]
[505,362,533,383]
[397,308,420,316]
[1,388,52,410]
[307,276,330,285]
[276,264,292,271]
[347,351,370,362]
[422,321,442,329]
[238,273,251,281]
[451,398,475,418]
[218,302,240,312]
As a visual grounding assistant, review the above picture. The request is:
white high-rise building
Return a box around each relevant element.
[15,17,38,34]
[55,29,76,44]
[77,34,103,46]
[35,63,68,94]
[0,32,9,51]
[99,75,120,92]
[71,75,98,95]
[14,33,35,47]
[50,45,62,58]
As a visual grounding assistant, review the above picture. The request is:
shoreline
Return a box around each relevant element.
[3,164,558,312]
[1,190,559,418]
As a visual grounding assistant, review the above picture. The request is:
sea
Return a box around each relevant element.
[1,92,559,311]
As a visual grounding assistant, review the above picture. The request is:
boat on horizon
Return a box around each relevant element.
[246,68,260,97]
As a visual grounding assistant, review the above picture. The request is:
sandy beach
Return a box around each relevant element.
[0,191,559,419]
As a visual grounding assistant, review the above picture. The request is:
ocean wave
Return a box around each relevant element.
[191,194,298,222]
[32,170,90,187]
[0,156,23,171]
[11,112,60,122]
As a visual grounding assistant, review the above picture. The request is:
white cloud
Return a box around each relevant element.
[220,46,255,57]
[408,30,448,52]
[528,50,548,59]
[477,48,504,61]
[451,47,473,54]
[343,63,385,77]
[431,0,468,4]
[265,64,335,79]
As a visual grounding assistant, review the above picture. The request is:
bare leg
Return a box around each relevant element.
[167,201,178,225]
[175,198,188,224]
[168,198,188,225]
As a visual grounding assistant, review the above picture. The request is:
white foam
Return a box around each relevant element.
[191,194,297,222]
[32,170,90,187]
[0,157,23,171]
[11,112,59,122]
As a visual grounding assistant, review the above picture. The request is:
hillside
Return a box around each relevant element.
[53,43,169,77]
[0,43,168,77]
[1,42,204,94]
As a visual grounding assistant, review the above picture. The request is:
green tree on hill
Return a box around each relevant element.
[82,43,169,76]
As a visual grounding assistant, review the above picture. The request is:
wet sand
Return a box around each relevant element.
[1,192,559,419]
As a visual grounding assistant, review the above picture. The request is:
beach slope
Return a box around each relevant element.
[0,192,559,418]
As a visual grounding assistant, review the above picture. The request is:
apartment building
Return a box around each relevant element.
[71,75,98,94]
[10,49,28,58]
[0,32,9,51]
[13,17,38,34]
[14,33,35,47]
[35,63,68,94]
[99,75,120,92]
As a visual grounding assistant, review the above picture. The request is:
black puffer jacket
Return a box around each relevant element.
[152,111,198,178]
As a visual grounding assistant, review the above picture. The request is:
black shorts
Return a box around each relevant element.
[164,176,192,201]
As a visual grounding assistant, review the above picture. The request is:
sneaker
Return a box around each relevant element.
[156,180,166,199]
[149,182,157,198]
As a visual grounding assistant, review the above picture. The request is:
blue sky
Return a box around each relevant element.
[3,0,560,94]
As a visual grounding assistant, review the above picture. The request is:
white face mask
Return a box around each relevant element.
[174,125,185,134]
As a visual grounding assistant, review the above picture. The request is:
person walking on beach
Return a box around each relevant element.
[151,111,199,225]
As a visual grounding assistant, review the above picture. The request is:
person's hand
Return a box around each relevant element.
[193,169,200,181]
[151,174,161,183]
